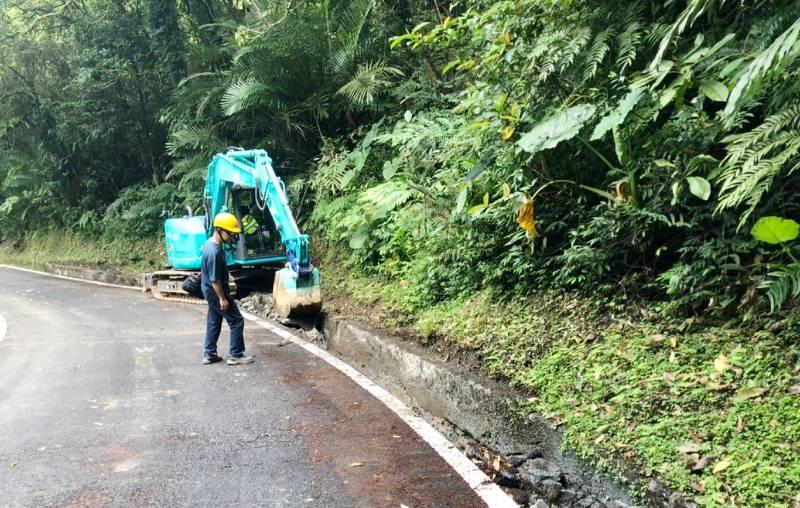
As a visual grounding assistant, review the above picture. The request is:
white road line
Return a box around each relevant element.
[0,264,140,291]
[241,311,518,508]
[0,264,515,505]
[0,313,6,343]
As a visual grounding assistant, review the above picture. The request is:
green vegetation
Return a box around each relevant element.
[2,0,800,505]
[323,263,800,507]
[0,231,163,275]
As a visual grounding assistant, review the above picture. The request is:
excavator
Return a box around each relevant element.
[142,148,321,318]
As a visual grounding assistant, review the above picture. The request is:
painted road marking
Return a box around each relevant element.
[241,311,518,508]
[0,313,6,343]
[0,265,139,291]
[4,264,515,506]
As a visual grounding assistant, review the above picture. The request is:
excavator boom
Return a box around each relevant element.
[144,148,321,317]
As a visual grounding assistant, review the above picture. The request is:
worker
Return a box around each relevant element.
[240,206,259,235]
[200,212,254,365]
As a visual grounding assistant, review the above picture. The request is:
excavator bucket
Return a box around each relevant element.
[273,266,322,318]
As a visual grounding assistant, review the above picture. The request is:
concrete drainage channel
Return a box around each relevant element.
[14,264,691,508]
[316,317,638,508]
[240,294,694,508]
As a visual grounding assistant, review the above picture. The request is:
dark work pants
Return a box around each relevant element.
[202,291,245,358]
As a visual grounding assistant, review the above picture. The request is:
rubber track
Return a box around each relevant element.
[151,287,206,305]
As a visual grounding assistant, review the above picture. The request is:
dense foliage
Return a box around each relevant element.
[309,0,800,319]
[2,0,800,504]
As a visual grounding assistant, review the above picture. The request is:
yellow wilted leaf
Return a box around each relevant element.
[713,458,731,474]
[714,354,731,373]
[483,192,489,206]
[517,197,537,239]
[442,16,452,28]
[501,125,515,141]
[503,32,511,45]
[502,183,511,197]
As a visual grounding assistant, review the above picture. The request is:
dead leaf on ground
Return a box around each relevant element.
[677,442,706,454]
[733,386,768,401]
[712,458,731,474]
[691,455,717,472]
[663,372,677,383]
[713,354,731,373]
[349,462,364,467]
[788,385,800,395]
[691,481,706,493]
[736,417,744,433]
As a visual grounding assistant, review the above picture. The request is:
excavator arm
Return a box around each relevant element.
[205,149,321,317]
[205,149,311,275]
[149,148,321,317]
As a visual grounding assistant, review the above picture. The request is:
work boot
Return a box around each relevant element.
[202,355,223,364]
[227,355,254,365]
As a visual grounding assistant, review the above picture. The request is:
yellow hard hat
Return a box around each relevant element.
[212,212,242,233]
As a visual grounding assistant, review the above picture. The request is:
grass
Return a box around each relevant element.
[0,230,164,275]
[319,248,800,507]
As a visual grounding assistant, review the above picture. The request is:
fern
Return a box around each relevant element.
[583,28,614,81]
[758,265,800,313]
[560,27,592,72]
[717,104,800,224]
[616,21,642,73]
[724,16,800,116]
[651,0,721,69]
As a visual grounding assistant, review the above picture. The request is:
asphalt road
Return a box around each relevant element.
[0,267,487,507]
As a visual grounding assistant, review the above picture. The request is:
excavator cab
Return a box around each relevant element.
[146,148,322,318]
[230,188,280,259]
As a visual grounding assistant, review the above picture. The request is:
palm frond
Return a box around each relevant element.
[336,62,403,110]
[220,76,271,116]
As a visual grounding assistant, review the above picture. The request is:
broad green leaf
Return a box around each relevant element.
[654,159,677,168]
[517,104,596,154]
[340,169,357,188]
[701,80,729,102]
[442,60,460,74]
[751,216,800,244]
[455,187,467,213]
[590,89,644,140]
[687,176,711,200]
[467,151,494,181]
[349,226,370,249]
[382,159,399,180]
[468,203,487,214]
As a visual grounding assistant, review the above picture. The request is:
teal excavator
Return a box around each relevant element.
[142,148,321,317]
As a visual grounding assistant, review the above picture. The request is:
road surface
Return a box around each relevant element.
[0,266,490,507]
